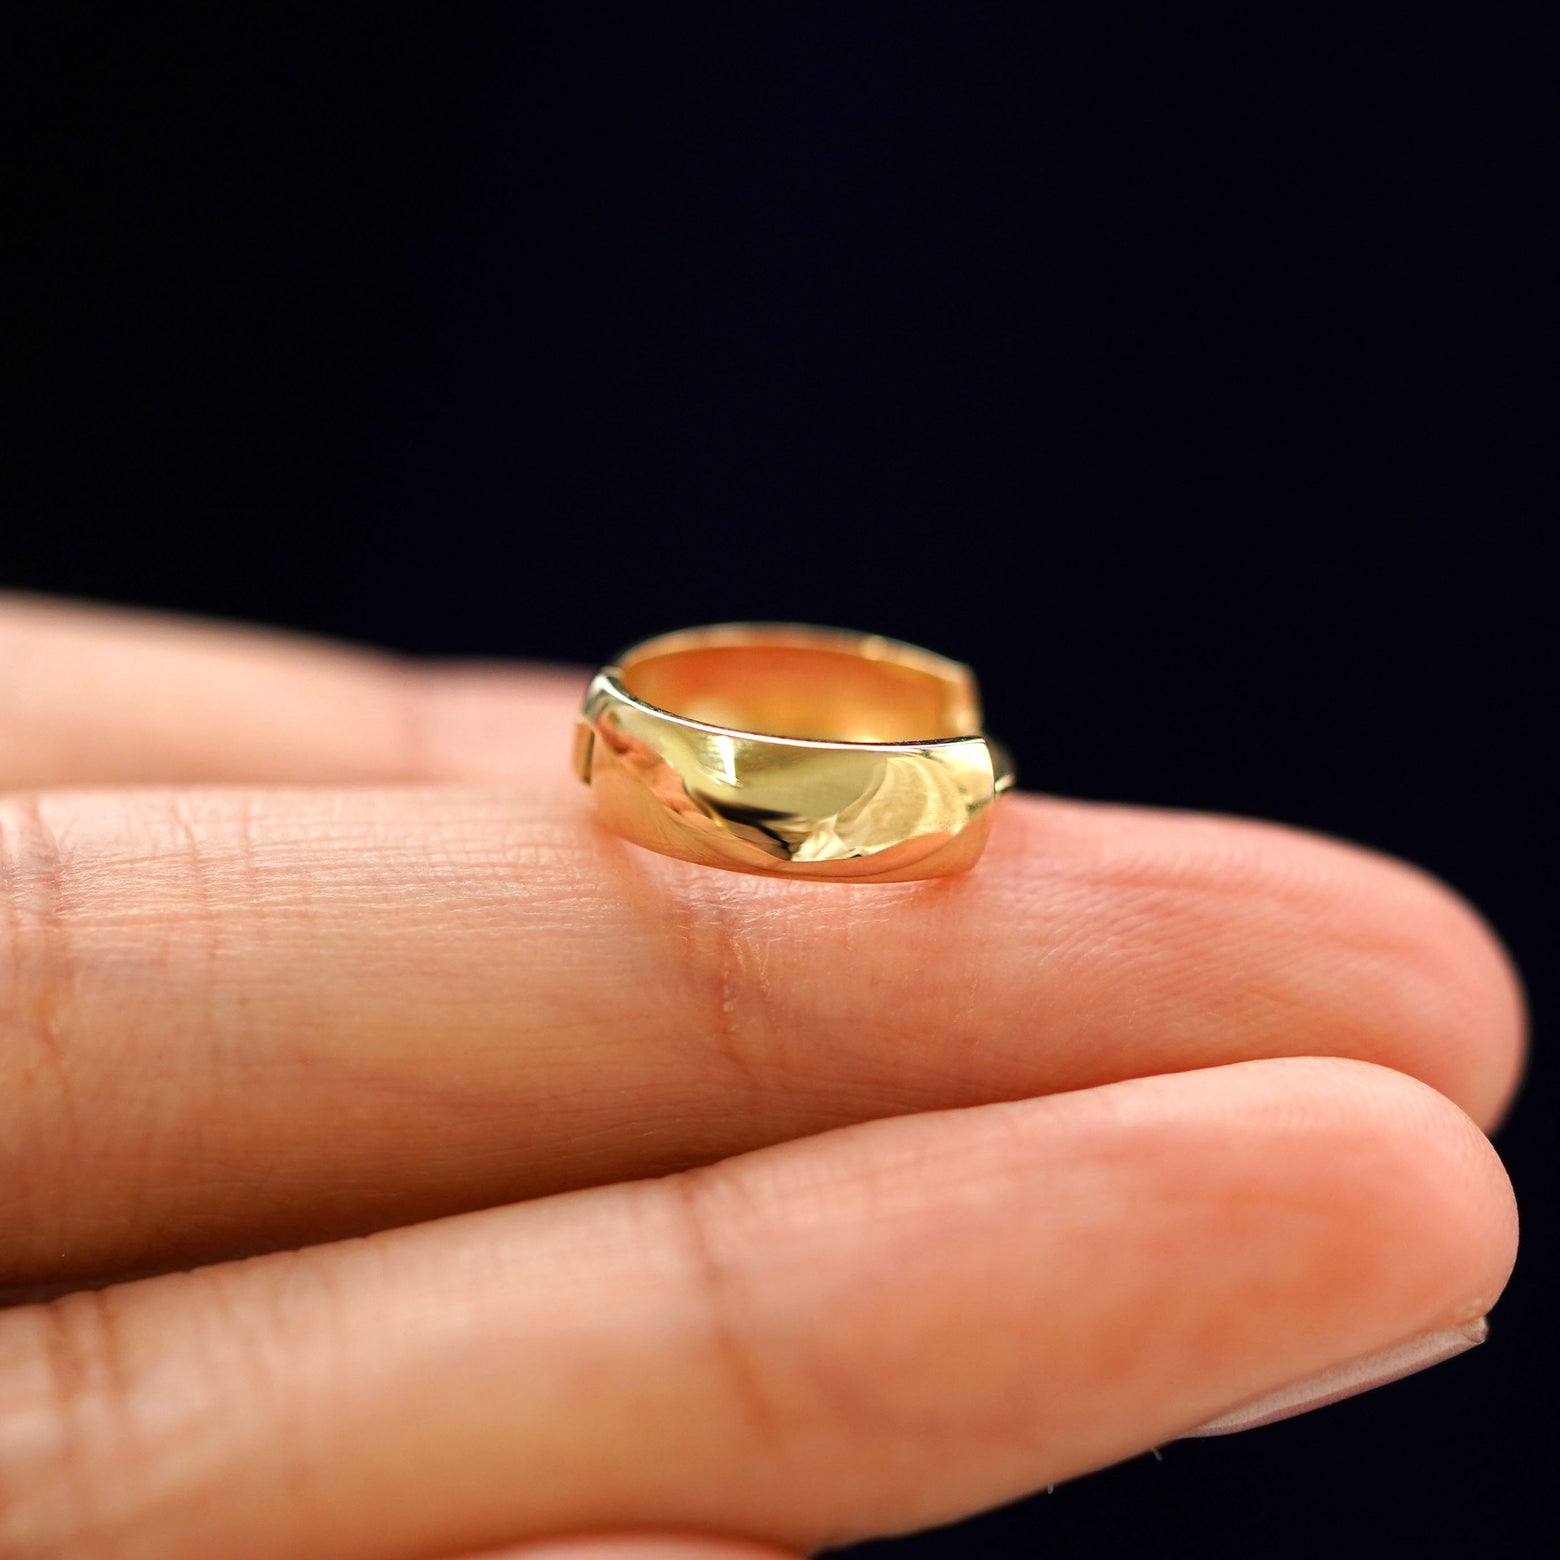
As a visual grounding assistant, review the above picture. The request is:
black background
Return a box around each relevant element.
[5,5,1548,1557]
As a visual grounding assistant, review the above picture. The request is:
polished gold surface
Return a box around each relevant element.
[574,625,1013,881]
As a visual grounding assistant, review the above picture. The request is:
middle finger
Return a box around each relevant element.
[0,779,1522,1284]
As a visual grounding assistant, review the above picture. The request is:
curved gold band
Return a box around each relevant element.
[573,624,1013,882]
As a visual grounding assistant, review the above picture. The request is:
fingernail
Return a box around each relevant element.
[1183,1317,1489,1437]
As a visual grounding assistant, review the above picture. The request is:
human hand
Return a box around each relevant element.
[0,595,1521,1560]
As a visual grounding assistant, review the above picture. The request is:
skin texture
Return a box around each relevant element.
[0,594,1525,1560]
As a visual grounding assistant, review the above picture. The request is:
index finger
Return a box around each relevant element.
[0,774,1524,1288]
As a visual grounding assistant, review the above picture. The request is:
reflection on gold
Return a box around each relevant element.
[576,624,1010,882]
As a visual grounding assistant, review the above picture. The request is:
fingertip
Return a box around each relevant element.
[1377,863,1529,1131]
[993,796,1528,1132]
[1153,1054,1520,1336]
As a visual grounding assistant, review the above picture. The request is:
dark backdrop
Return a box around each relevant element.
[6,5,1548,1557]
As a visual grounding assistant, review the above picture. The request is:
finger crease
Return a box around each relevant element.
[682,878,768,1121]
[0,792,73,1073]
[29,1288,140,1540]
[667,1171,786,1456]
